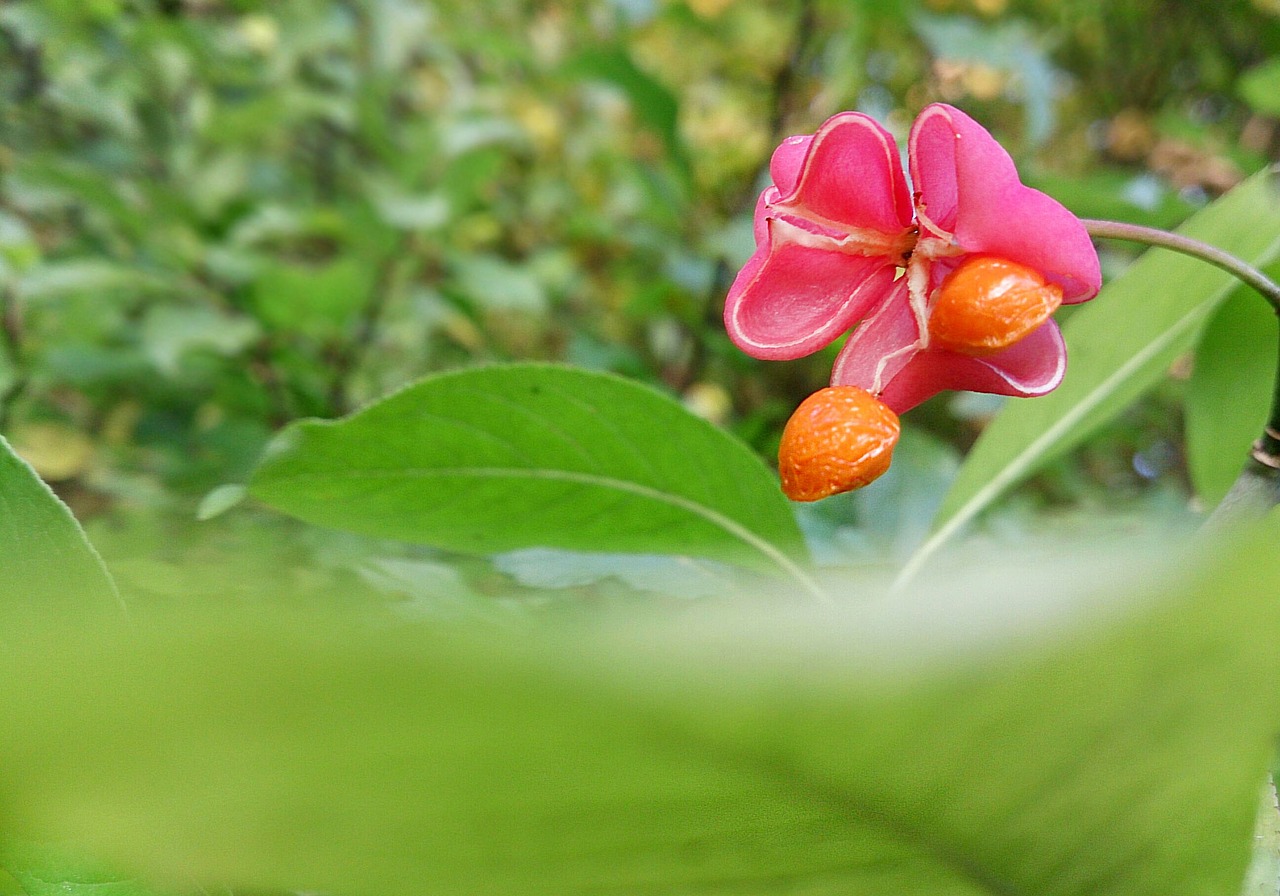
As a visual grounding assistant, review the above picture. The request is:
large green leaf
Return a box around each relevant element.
[0,434,119,610]
[905,168,1280,580]
[0,840,154,896]
[249,364,813,588]
[0,443,141,896]
[0,527,1276,895]
[1185,274,1277,506]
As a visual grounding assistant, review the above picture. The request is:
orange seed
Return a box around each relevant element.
[928,256,1063,356]
[777,386,900,502]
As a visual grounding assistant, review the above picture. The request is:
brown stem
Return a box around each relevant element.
[1082,218,1280,314]
[326,232,414,415]
[0,286,28,431]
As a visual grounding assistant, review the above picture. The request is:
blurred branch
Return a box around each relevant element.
[0,286,29,432]
[0,23,45,102]
[250,337,298,430]
[766,0,818,151]
[327,232,415,416]
[1248,330,1280,473]
[684,0,819,395]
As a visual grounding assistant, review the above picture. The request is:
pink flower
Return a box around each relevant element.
[724,103,1101,415]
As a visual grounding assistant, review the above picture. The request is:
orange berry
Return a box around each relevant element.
[778,386,900,502]
[928,256,1063,356]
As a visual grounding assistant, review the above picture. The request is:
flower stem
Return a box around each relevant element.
[1082,218,1280,314]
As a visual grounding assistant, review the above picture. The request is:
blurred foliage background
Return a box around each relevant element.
[2,0,1280,586]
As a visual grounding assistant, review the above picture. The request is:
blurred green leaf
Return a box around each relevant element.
[252,256,374,338]
[451,254,547,313]
[0,527,1277,895]
[17,261,168,302]
[1185,275,1276,507]
[561,47,692,188]
[909,168,1280,577]
[1031,170,1195,231]
[0,840,153,896]
[493,548,736,598]
[1240,59,1280,117]
[0,434,119,610]
[195,484,248,522]
[249,364,811,582]
[1242,783,1280,896]
[141,306,261,376]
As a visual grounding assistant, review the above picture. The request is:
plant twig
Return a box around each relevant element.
[0,286,29,431]
[326,232,414,416]
[1083,218,1280,314]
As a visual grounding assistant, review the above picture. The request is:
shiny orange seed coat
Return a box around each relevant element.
[928,256,1064,356]
[778,386,901,502]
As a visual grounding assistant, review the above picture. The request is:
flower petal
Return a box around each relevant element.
[770,135,811,197]
[829,280,922,394]
[725,232,898,360]
[909,104,1101,303]
[875,319,1067,413]
[776,112,914,235]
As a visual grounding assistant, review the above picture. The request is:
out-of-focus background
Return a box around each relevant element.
[2,0,1278,585]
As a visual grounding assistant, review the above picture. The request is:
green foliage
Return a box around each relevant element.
[1186,276,1278,506]
[0,841,152,896]
[0,525,1277,896]
[3,1,1280,891]
[1239,59,1280,117]
[0,434,118,609]
[249,364,810,580]
[909,169,1280,576]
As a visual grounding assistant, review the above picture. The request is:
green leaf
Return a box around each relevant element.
[16,261,169,303]
[251,256,375,339]
[1,840,154,896]
[249,364,812,585]
[907,167,1280,578]
[0,527,1277,895]
[1242,783,1280,896]
[1185,275,1277,507]
[141,306,261,376]
[195,484,248,522]
[0,435,119,610]
[1240,59,1280,117]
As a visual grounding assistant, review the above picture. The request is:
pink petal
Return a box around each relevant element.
[909,104,1101,303]
[751,188,778,246]
[770,136,811,197]
[875,320,1067,413]
[724,232,899,361]
[776,112,914,235]
[829,280,921,393]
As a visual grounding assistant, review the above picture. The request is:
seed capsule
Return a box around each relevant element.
[928,256,1063,356]
[778,386,900,501]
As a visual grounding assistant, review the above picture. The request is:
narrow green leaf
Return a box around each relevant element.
[0,528,1276,896]
[906,168,1280,579]
[195,484,248,522]
[249,364,813,586]
[0,434,119,610]
[1185,275,1277,507]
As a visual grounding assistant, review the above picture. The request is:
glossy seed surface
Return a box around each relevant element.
[778,386,900,502]
[928,255,1063,356]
